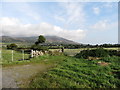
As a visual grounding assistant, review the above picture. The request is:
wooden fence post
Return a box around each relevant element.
[12,50,13,62]
[22,50,24,60]
[31,50,33,58]
[0,50,1,63]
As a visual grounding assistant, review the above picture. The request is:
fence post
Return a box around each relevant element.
[0,50,1,63]
[31,50,33,58]
[22,50,24,60]
[12,50,13,62]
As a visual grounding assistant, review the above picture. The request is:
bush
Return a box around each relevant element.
[108,50,120,56]
[7,43,18,50]
[75,48,109,58]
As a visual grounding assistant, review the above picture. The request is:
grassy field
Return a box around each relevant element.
[104,47,119,50]
[30,56,120,88]
[1,49,67,66]
[1,49,29,65]
[50,47,119,56]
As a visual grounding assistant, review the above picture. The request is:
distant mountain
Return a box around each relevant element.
[1,36,80,45]
[2,36,27,43]
[45,36,80,44]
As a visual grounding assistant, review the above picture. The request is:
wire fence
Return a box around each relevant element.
[2,49,30,64]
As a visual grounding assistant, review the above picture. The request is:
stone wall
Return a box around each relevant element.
[30,49,63,57]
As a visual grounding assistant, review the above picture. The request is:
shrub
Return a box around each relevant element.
[7,43,18,50]
[75,48,109,58]
[108,50,120,56]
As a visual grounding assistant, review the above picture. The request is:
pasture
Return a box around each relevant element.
[1,49,67,66]
[1,49,29,65]
[50,47,119,56]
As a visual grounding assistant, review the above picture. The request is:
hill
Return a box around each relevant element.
[1,36,80,45]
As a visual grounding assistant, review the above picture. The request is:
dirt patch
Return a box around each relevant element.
[88,57,101,60]
[97,61,111,66]
[2,63,53,88]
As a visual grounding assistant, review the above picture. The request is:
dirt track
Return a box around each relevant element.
[2,63,52,88]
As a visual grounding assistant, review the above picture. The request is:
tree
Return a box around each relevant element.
[31,44,48,51]
[35,35,46,45]
[33,35,47,51]
[7,43,18,50]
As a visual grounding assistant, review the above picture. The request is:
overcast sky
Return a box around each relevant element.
[0,1,118,44]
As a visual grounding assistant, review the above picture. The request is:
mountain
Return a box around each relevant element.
[45,36,80,44]
[1,36,26,43]
[1,36,80,45]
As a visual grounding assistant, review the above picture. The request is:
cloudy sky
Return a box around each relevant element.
[0,1,118,44]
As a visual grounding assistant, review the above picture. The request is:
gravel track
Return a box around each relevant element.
[2,63,52,88]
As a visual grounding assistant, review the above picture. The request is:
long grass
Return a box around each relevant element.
[29,56,120,88]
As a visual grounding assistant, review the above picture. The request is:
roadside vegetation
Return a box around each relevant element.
[29,55,120,88]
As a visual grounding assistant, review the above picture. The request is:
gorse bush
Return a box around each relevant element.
[75,48,119,59]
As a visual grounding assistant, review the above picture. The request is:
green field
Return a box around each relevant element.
[1,49,67,66]
[50,47,119,56]
[1,49,29,65]
[50,48,83,56]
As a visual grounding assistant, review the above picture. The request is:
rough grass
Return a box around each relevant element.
[29,56,120,88]
[2,49,29,66]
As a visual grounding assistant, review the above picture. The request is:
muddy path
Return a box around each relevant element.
[2,63,53,88]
